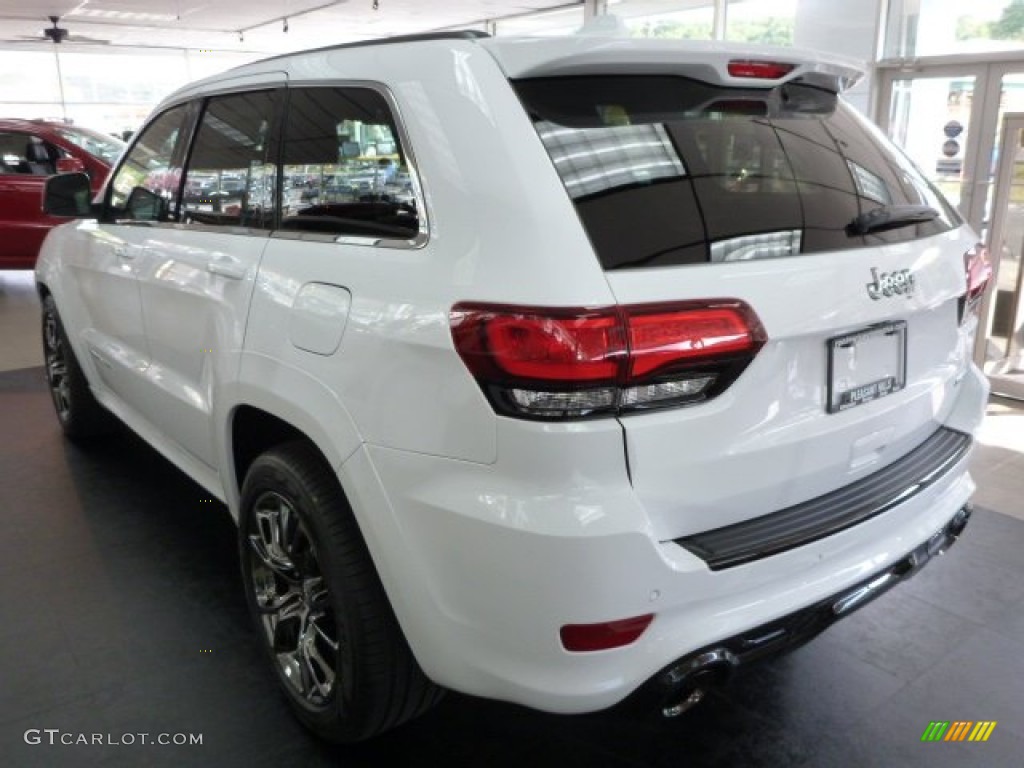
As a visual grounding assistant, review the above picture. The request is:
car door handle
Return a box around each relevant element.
[113,245,136,260]
[207,256,246,280]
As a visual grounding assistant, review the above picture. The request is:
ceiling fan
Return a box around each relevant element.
[2,15,110,45]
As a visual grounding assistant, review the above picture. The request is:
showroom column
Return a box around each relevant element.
[794,0,885,115]
[583,0,608,20]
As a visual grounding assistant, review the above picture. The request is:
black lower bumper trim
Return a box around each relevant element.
[675,426,972,570]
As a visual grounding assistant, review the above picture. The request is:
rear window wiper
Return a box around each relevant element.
[847,205,939,236]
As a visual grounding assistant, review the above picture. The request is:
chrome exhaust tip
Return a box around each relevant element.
[659,648,736,718]
[947,503,972,538]
[662,687,706,718]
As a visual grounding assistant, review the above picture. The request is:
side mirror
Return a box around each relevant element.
[43,172,93,217]
[125,186,167,221]
[56,156,86,174]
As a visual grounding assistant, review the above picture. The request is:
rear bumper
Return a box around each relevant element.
[342,413,978,715]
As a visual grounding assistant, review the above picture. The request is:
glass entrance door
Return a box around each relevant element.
[886,73,979,217]
[878,60,1024,398]
[879,67,987,231]
[982,113,1024,398]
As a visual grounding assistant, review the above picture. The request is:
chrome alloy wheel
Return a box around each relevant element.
[248,491,339,707]
[43,309,71,422]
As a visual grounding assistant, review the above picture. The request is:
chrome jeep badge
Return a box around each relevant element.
[866,267,915,300]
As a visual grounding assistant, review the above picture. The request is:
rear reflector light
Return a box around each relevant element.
[560,614,654,652]
[727,60,796,80]
[451,301,765,420]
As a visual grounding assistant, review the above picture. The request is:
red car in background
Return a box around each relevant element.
[0,119,124,269]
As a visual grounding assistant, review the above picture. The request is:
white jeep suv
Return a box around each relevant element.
[35,31,991,741]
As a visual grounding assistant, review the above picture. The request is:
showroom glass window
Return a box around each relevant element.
[279,87,419,240]
[725,0,796,46]
[181,90,278,231]
[493,5,584,35]
[885,0,1024,58]
[108,104,191,221]
[618,1,715,40]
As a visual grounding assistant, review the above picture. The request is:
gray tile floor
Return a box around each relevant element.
[0,271,42,372]
[2,268,1022,767]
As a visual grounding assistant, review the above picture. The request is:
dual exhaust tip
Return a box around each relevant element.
[659,648,736,717]
[648,504,973,719]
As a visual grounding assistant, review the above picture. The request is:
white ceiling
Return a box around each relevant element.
[0,0,582,53]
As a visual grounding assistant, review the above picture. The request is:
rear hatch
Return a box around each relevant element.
[497,41,979,543]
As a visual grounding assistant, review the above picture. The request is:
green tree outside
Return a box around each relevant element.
[992,0,1024,40]
[630,17,793,46]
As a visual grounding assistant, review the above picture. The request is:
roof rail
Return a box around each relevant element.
[254,29,489,66]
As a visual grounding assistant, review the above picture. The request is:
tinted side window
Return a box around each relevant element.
[0,132,56,176]
[182,90,278,230]
[280,87,419,240]
[515,76,960,270]
[0,132,24,174]
[109,105,190,221]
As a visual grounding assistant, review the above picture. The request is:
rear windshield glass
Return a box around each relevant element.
[514,76,959,270]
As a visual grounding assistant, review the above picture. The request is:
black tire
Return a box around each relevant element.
[41,294,116,441]
[238,441,443,742]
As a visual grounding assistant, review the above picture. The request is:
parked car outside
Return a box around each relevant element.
[35,32,990,742]
[0,119,123,269]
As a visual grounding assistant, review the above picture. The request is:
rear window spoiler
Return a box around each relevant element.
[481,38,863,93]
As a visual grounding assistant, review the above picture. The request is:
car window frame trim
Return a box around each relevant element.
[271,78,429,251]
[102,101,200,227]
[103,79,429,250]
[175,86,284,238]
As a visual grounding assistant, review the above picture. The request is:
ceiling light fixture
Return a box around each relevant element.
[68,9,179,22]
[237,1,349,40]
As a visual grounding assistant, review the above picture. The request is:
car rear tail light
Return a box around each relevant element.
[560,614,654,652]
[727,60,796,80]
[960,243,992,324]
[450,301,765,420]
[474,311,624,381]
[625,306,759,376]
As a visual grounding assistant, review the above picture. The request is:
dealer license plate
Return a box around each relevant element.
[827,321,907,413]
